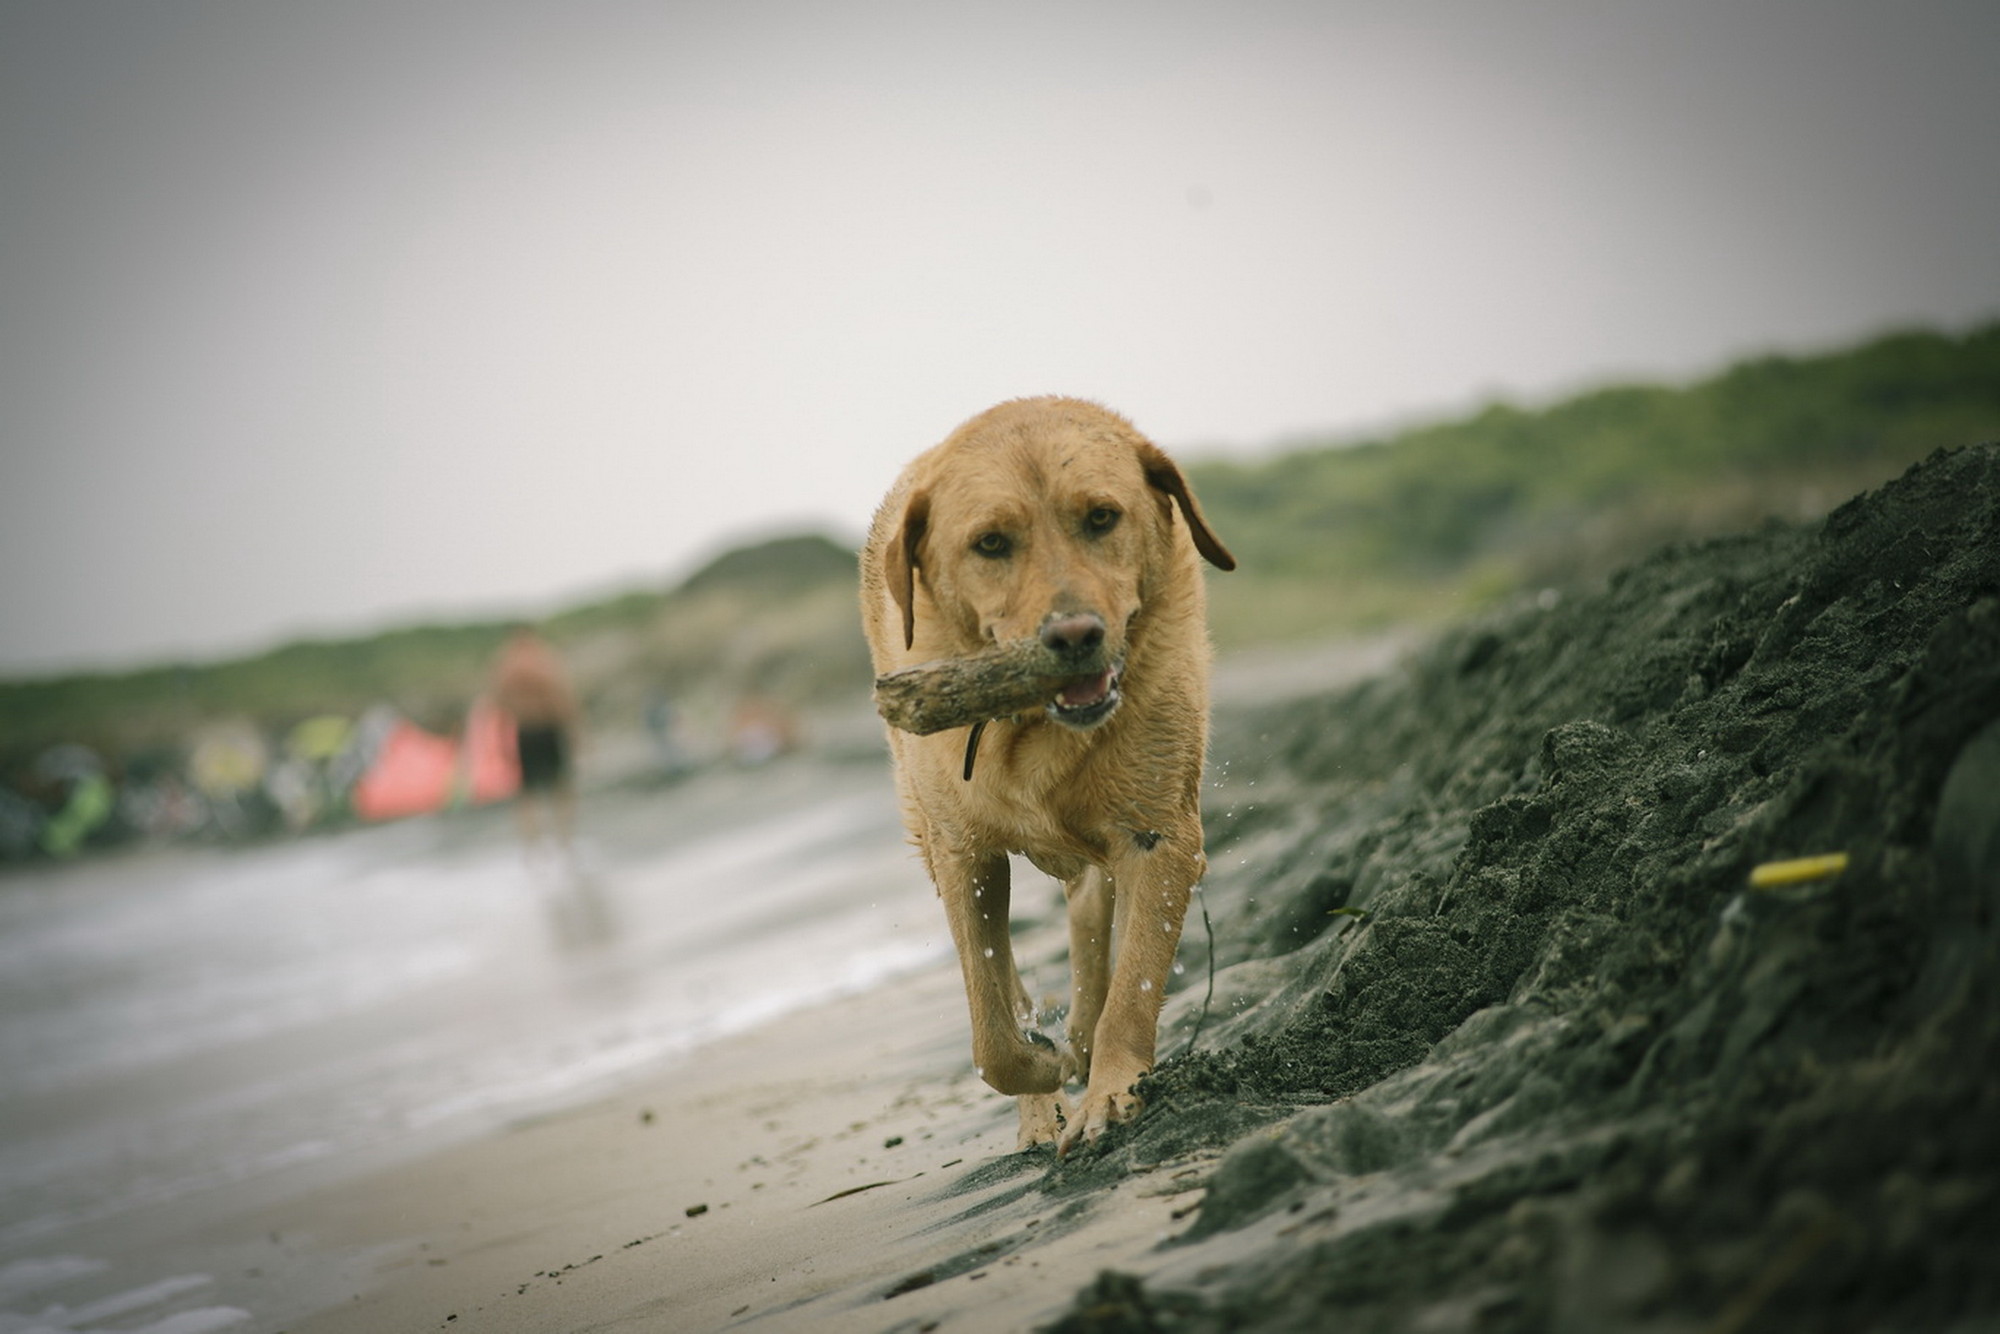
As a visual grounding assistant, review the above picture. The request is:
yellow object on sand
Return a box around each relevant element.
[1749,852,1850,889]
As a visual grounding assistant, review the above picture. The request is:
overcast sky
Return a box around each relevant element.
[4,1,1997,677]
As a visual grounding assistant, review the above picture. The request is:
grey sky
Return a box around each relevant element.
[4,1,1997,676]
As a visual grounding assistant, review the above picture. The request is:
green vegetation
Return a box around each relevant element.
[0,536,866,762]
[0,622,517,761]
[3,323,1995,763]
[1190,323,2000,643]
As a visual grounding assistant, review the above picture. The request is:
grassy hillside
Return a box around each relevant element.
[1189,323,2000,642]
[0,536,867,763]
[2,622,519,755]
[3,322,1995,766]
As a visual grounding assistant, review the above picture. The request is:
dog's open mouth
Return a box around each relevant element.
[1046,664,1122,729]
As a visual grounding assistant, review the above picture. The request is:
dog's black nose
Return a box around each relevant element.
[1040,613,1105,659]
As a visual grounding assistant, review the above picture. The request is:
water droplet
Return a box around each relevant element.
[983,946,995,958]
[1173,962,1185,975]
[1140,979,1153,992]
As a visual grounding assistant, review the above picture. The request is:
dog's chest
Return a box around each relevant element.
[951,729,1118,865]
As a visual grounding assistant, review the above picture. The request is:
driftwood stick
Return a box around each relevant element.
[874,638,1105,736]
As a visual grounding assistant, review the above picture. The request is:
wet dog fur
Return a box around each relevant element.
[860,397,1234,1152]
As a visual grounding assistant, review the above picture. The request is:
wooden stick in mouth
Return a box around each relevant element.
[873,638,1110,736]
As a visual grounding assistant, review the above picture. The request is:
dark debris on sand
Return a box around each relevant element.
[1037,443,2000,1332]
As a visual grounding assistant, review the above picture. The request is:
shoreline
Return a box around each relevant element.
[3,910,1248,1334]
[0,636,1418,1334]
[271,944,1206,1333]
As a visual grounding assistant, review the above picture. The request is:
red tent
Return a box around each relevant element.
[350,721,462,822]
[350,707,522,823]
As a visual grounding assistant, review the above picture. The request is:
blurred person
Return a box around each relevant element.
[34,745,115,858]
[727,692,797,766]
[189,721,272,839]
[488,626,582,862]
[0,786,43,861]
[644,688,695,780]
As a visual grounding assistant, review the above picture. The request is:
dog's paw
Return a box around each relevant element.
[1055,1085,1143,1156]
[978,1036,1066,1096]
[1016,1092,1070,1150]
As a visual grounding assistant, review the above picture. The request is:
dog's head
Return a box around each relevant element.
[885,398,1234,730]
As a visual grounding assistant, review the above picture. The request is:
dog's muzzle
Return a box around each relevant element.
[1038,611,1120,729]
[1047,663,1122,729]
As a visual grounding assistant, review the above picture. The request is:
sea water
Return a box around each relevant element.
[0,761,941,1254]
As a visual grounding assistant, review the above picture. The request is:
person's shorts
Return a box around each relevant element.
[515,725,568,792]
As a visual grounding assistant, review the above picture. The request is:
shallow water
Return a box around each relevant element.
[0,759,942,1250]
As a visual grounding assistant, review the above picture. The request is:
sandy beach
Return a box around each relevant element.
[1,904,1245,1334]
[0,626,1411,1334]
[275,953,1208,1334]
[5,446,1999,1333]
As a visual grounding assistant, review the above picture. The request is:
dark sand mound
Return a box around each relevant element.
[1044,443,2000,1332]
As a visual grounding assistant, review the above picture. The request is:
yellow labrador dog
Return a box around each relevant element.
[861,397,1234,1153]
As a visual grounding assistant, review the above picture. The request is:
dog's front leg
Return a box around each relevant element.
[1057,835,1200,1155]
[936,848,1066,1101]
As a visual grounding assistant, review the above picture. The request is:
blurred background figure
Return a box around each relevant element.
[643,688,695,782]
[0,785,46,860]
[270,713,354,832]
[727,692,797,767]
[188,721,274,840]
[34,744,114,858]
[488,625,581,864]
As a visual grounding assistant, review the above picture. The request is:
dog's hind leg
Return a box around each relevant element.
[1057,831,1201,1155]
[1016,1090,1069,1149]
[1063,865,1113,1084]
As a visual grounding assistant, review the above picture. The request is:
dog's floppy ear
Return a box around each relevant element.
[884,489,931,649]
[1137,441,1236,571]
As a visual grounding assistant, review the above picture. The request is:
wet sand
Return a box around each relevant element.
[274,956,1198,1334]
[3,911,1230,1333]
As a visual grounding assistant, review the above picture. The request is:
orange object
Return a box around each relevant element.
[351,721,461,821]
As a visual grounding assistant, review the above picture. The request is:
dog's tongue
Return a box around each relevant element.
[1058,670,1114,708]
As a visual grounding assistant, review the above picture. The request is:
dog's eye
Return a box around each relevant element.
[972,532,1012,559]
[1085,507,1121,535]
